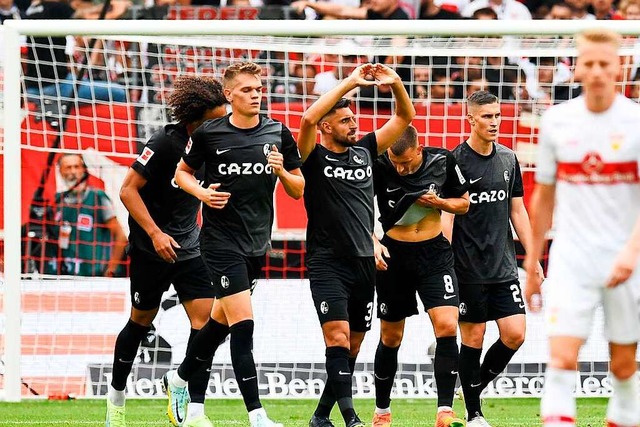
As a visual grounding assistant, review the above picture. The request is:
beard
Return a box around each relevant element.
[334,133,357,148]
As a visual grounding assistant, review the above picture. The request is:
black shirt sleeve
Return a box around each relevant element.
[512,155,524,198]
[357,132,378,159]
[441,151,469,199]
[280,125,303,171]
[131,132,166,181]
[182,127,205,171]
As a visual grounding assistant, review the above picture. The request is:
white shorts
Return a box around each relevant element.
[544,273,640,345]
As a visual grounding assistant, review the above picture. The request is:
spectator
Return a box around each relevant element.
[314,52,360,95]
[419,0,461,18]
[23,0,129,104]
[45,153,128,277]
[471,5,497,18]
[412,56,431,100]
[0,0,24,22]
[618,0,640,18]
[521,56,579,107]
[565,0,595,19]
[430,67,459,102]
[465,76,489,98]
[592,0,617,19]
[461,0,531,19]
[292,0,409,19]
[628,72,640,101]
[544,1,574,19]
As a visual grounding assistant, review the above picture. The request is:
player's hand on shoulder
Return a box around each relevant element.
[290,0,307,14]
[150,230,181,263]
[267,145,284,176]
[199,183,231,210]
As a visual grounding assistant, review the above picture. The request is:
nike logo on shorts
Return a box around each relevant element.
[242,376,257,381]
[444,294,456,300]
[338,371,351,376]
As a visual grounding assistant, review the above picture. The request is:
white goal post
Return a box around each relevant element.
[2,19,639,403]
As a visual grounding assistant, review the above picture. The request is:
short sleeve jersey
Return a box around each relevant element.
[537,95,640,273]
[129,124,204,262]
[183,114,302,256]
[451,141,524,285]
[302,133,378,257]
[374,147,469,233]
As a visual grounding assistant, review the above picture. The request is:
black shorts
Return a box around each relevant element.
[201,247,264,298]
[307,254,375,332]
[376,233,458,322]
[129,248,215,311]
[458,281,526,323]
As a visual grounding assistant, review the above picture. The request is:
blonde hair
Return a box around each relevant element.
[618,0,640,16]
[223,62,262,87]
[576,28,621,51]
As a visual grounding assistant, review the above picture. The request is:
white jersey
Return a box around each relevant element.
[536,94,640,286]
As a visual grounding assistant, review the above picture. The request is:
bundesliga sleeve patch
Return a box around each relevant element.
[137,146,155,166]
[185,138,193,154]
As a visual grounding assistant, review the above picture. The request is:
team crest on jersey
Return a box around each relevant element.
[77,213,93,232]
[137,146,155,166]
[428,183,437,193]
[352,154,364,165]
[503,170,510,182]
[263,143,271,157]
[581,152,604,174]
[610,134,624,151]
[320,301,329,314]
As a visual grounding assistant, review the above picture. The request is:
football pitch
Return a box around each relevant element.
[0,397,608,426]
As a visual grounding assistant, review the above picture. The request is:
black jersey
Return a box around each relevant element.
[128,124,204,262]
[450,141,524,285]
[374,147,468,233]
[302,133,378,257]
[183,114,302,256]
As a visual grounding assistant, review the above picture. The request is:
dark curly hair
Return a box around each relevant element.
[167,75,226,124]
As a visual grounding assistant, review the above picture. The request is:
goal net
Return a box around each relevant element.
[1,19,638,401]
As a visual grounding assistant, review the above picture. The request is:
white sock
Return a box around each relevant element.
[249,407,266,424]
[375,407,391,415]
[187,402,205,421]
[108,384,125,407]
[607,374,640,426]
[541,367,577,427]
[437,406,453,413]
[171,371,188,388]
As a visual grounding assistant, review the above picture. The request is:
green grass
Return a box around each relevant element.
[0,398,608,426]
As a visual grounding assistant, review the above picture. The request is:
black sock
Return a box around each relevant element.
[459,344,483,420]
[480,339,517,390]
[374,341,399,410]
[178,318,229,382]
[434,336,459,408]
[230,320,261,412]
[187,328,214,404]
[111,320,150,391]
[325,346,355,423]
[315,356,356,418]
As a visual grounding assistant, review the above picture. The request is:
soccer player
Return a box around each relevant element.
[163,62,304,427]
[105,75,228,427]
[297,63,415,427]
[524,29,640,427]
[443,90,543,427]
[372,125,469,427]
